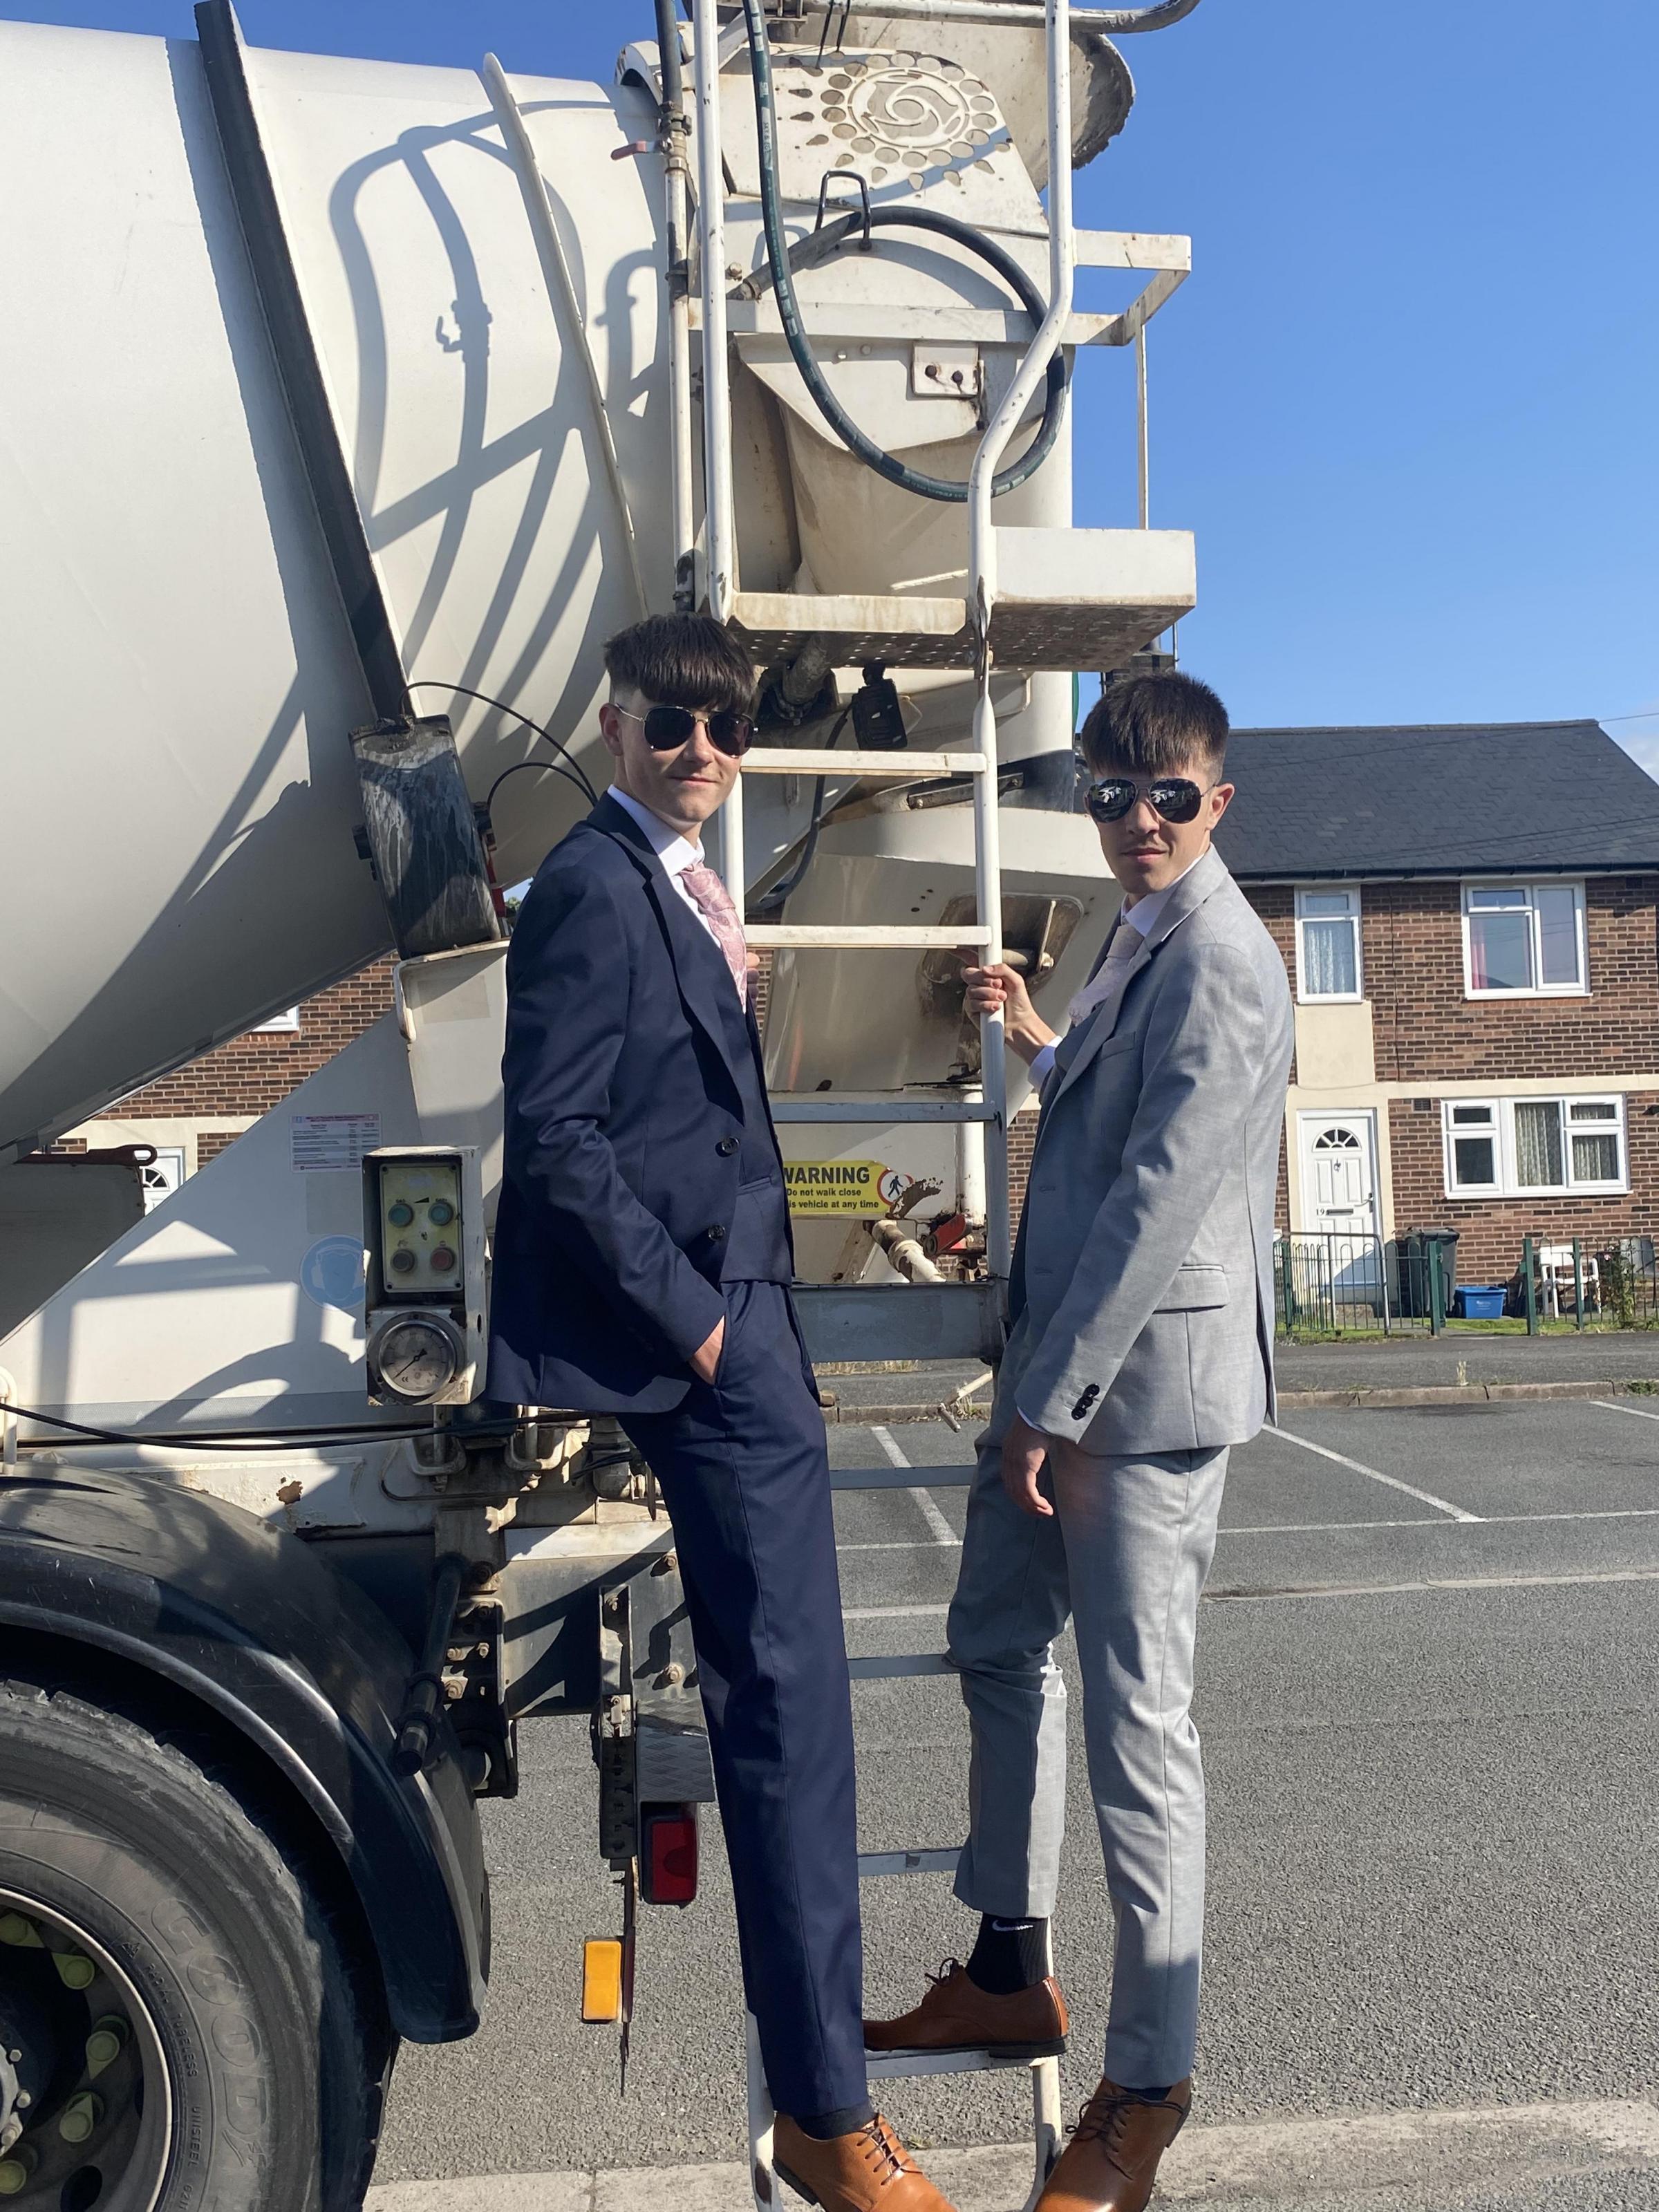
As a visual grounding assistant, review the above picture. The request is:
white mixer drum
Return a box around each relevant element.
[0,21,664,1160]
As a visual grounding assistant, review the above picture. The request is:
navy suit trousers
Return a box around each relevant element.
[624,1279,866,2121]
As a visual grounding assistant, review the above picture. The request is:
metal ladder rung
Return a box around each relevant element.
[742,748,985,777]
[745,924,992,950]
[858,1846,962,1878]
[847,1652,955,1679]
[868,2047,1051,2081]
[773,1098,997,1123]
[831,1465,974,1490]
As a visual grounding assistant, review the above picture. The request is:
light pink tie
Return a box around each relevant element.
[1065,921,1141,1028]
[679,862,750,1009]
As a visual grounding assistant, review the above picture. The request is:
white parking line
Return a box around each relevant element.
[1224,1506,1659,1535]
[1273,1425,1480,1522]
[1593,1397,1659,1427]
[844,1603,950,1620]
[871,1425,959,1546]
[1208,1566,1659,1603]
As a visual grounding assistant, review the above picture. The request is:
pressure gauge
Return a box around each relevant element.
[369,1314,463,1401]
[363,1145,482,1407]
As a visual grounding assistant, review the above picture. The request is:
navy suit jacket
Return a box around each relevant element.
[487,794,793,1414]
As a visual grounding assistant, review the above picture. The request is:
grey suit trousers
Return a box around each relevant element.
[947,1422,1228,2088]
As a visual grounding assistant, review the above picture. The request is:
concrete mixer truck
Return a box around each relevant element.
[0,0,1201,2201]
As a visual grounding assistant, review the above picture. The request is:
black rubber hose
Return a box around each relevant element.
[749,705,852,918]
[653,0,685,115]
[735,0,1067,503]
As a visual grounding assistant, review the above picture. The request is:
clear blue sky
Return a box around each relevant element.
[15,1,1658,761]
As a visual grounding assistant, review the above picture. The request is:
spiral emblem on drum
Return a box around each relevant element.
[812,53,1004,180]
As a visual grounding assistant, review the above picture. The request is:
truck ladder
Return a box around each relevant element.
[746,1459,1063,2211]
[683,0,1192,1325]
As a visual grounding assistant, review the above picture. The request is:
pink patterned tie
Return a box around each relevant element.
[679,861,750,1009]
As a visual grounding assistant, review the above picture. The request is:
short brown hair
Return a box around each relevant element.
[1078,669,1229,778]
[603,614,758,718]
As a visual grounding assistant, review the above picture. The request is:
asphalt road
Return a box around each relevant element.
[371,1397,1659,2207]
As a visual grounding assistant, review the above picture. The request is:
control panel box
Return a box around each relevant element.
[362,1146,486,1405]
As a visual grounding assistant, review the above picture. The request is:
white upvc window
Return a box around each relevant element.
[1442,1095,1627,1198]
[1295,886,1362,1002]
[1462,881,1587,997]
[254,1008,300,1034]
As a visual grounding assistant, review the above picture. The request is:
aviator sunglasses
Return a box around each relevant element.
[1085,774,1213,825]
[615,702,754,759]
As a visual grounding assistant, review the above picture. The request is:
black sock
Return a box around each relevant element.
[791,2097,876,2141]
[1125,2083,1175,2101]
[965,1912,1049,1995]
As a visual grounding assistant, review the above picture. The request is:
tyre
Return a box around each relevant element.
[0,1665,394,2212]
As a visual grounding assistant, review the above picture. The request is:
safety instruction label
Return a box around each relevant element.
[784,1160,899,1217]
[290,1112,381,1172]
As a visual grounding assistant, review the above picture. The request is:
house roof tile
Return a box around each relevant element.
[1212,720,1659,879]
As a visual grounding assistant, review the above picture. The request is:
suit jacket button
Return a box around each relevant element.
[716,1136,739,1156]
[706,1225,727,1242]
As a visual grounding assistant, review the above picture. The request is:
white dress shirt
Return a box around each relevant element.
[608,784,725,953]
[1025,852,1206,1091]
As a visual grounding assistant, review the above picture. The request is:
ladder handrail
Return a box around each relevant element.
[691,0,736,624]
[966,0,1071,1282]
[688,0,1082,1291]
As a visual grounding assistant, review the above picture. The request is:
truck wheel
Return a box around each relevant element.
[0,1668,393,2212]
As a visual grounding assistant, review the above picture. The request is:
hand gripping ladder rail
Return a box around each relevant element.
[677,1,1199,2199]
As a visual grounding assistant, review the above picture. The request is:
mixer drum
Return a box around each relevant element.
[0,22,664,1159]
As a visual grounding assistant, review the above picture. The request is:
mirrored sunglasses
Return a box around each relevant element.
[619,703,754,758]
[1085,776,1208,825]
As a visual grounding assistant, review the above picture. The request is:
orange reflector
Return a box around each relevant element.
[581,1938,624,2023]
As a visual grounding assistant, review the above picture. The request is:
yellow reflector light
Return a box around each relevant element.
[581,1939,624,2023]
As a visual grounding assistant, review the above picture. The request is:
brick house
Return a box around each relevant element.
[1212,720,1659,1283]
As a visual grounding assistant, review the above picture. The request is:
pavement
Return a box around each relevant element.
[371,1393,1659,2210]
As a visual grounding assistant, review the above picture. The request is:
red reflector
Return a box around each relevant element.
[641,1808,698,1906]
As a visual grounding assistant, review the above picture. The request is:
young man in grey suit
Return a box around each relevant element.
[866,671,1294,2212]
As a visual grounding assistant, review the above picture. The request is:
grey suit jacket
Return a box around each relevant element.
[1001,845,1294,1457]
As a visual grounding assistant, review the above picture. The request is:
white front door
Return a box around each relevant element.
[1298,1114,1379,1239]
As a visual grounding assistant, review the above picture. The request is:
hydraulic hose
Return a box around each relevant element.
[735,0,1067,503]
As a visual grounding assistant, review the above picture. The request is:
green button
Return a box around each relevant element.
[429,1199,456,1228]
[388,1201,414,1228]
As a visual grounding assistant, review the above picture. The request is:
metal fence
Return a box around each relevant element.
[1275,1232,1407,1336]
[1277,1229,1659,1336]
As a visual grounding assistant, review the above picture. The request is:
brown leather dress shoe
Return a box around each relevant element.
[864,1960,1068,2059]
[1034,2077,1191,2212]
[772,2112,961,2212]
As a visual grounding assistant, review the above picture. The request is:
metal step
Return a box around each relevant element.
[742,747,984,777]
[830,1465,974,1491]
[794,1281,1003,1366]
[859,1846,963,1878]
[729,527,1194,673]
[771,1096,998,1123]
[868,2046,1054,2081]
[745,922,992,950]
[847,1653,955,1679]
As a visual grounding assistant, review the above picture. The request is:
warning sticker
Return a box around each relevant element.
[783,1160,894,1217]
[290,1113,381,1172]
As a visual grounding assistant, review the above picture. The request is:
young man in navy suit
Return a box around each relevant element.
[488,615,955,2212]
